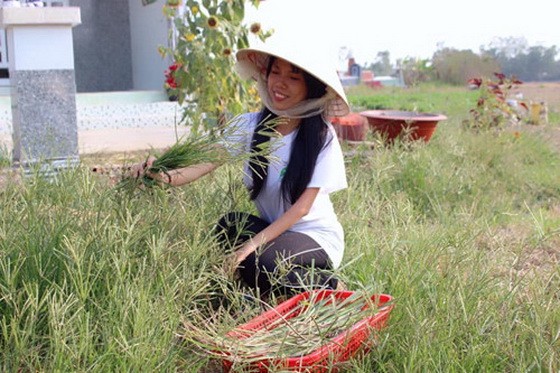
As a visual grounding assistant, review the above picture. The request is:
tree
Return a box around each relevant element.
[481,37,560,82]
[484,36,529,59]
[398,57,433,86]
[431,48,500,85]
[368,51,393,76]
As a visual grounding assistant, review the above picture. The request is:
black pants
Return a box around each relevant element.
[215,212,338,297]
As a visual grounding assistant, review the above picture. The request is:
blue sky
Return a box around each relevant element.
[245,0,560,67]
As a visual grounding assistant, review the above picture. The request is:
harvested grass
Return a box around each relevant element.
[179,289,383,364]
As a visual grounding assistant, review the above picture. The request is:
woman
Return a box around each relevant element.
[137,36,350,298]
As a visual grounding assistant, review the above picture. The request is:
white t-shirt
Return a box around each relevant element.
[225,112,347,268]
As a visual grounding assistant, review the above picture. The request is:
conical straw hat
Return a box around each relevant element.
[236,34,350,117]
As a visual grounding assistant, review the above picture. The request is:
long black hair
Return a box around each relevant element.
[248,57,331,205]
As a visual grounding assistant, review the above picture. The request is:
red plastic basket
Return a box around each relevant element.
[221,290,394,373]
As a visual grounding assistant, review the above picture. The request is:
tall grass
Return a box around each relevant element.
[0,167,244,371]
[0,144,10,167]
[1,84,559,371]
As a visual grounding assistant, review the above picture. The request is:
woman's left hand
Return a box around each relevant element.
[234,244,255,264]
[222,252,245,279]
[222,253,238,278]
[222,244,255,277]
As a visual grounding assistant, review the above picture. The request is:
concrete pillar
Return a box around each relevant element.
[0,7,81,176]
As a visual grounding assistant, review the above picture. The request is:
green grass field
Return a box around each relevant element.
[1,84,559,372]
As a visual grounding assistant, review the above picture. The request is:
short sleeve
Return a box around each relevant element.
[307,124,347,193]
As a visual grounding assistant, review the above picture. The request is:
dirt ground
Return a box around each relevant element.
[503,81,560,280]
[512,81,560,109]
[510,81,560,152]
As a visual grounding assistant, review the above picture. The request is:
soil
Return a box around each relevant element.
[512,81,560,109]
[499,82,560,281]
[509,81,560,152]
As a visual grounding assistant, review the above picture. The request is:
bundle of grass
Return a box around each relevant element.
[116,133,226,193]
[179,288,393,371]
[116,115,278,194]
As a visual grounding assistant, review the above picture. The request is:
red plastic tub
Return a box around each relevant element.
[222,290,394,372]
[361,110,447,143]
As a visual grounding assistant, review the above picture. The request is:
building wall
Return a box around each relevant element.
[70,0,134,92]
[128,0,170,91]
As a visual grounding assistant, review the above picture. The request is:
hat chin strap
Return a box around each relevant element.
[256,77,337,119]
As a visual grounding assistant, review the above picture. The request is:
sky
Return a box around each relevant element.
[244,0,560,68]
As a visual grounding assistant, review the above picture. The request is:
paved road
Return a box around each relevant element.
[0,126,190,155]
[78,126,190,154]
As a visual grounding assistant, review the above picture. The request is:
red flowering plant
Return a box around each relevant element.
[465,72,527,131]
[160,0,271,132]
[164,61,182,101]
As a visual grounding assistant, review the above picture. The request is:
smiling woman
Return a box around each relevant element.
[129,29,351,300]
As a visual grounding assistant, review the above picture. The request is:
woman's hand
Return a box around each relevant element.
[234,243,256,265]
[129,155,156,179]
[129,156,174,184]
[222,242,257,278]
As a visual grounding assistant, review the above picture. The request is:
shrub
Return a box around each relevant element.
[464,73,525,130]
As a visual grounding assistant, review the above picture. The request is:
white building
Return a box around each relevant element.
[0,0,185,154]
[1,0,172,93]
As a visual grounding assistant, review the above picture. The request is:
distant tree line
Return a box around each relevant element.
[482,37,560,82]
[364,37,560,86]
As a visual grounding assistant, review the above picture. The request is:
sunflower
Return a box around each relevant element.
[207,16,218,29]
[249,22,261,34]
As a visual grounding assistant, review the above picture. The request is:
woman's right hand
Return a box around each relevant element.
[128,158,220,188]
[129,155,157,179]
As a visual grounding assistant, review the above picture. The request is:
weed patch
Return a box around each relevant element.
[1,84,559,371]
